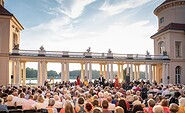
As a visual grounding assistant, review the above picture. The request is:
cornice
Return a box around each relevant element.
[154,1,185,15]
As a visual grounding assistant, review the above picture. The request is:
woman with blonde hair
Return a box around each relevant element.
[115,106,124,113]
[153,105,164,113]
[34,95,47,110]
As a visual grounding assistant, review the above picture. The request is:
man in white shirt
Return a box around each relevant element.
[16,92,27,106]
[107,96,115,111]
[22,95,36,110]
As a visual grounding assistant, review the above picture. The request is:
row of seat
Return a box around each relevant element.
[0,108,62,113]
[0,109,49,113]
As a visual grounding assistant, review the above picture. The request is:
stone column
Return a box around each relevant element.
[121,64,124,82]
[130,63,133,82]
[103,64,106,79]
[42,61,47,85]
[106,63,110,81]
[85,62,88,79]
[149,64,152,83]
[126,64,129,76]
[110,63,113,81]
[118,64,120,81]
[152,65,156,82]
[37,61,42,85]
[81,63,84,82]
[134,64,137,81]
[100,64,103,75]
[22,62,26,85]
[137,65,140,80]
[12,60,15,84]
[15,60,21,85]
[89,62,92,82]
[145,64,148,80]
[66,62,69,82]
[166,64,169,84]
[61,62,65,82]
[162,63,166,85]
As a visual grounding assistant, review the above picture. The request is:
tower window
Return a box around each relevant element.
[159,17,164,24]
[175,66,181,84]
[13,33,18,49]
[158,41,165,54]
[175,41,181,57]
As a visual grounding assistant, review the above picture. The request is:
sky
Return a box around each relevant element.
[5,0,165,72]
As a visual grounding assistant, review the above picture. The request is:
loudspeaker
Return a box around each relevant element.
[11,75,13,79]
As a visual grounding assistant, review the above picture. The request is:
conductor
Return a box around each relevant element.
[99,75,105,87]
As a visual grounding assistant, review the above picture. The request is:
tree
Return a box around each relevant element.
[26,67,37,78]
[48,70,59,79]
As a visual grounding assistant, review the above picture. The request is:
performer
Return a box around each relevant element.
[114,75,119,88]
[76,75,81,86]
[99,74,105,87]
[84,76,89,87]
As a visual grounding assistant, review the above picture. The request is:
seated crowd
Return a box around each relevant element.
[0,80,185,113]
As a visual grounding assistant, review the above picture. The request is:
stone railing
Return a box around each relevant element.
[11,49,170,60]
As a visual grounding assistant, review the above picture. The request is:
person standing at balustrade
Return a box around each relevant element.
[76,75,81,86]
[114,75,119,88]
[99,75,105,87]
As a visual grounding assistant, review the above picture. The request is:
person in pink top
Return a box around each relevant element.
[22,95,36,110]
[76,75,81,86]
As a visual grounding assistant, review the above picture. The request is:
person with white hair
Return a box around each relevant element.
[133,95,141,106]
[53,95,63,108]
[107,96,115,111]
[178,98,185,113]
[126,90,134,102]
[153,105,164,113]
[4,95,14,106]
[104,92,109,99]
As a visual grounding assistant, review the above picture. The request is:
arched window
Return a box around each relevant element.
[158,41,165,54]
[13,33,18,49]
[175,66,181,84]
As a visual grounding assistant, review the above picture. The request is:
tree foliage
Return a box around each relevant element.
[26,67,145,79]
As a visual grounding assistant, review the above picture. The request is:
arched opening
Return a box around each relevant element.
[175,66,181,84]
[158,41,165,54]
[13,33,18,49]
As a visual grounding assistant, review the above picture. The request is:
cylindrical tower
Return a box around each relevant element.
[154,0,185,31]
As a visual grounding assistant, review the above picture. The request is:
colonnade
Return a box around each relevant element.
[12,59,26,86]
[11,59,169,86]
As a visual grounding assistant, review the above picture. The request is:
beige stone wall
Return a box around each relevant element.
[169,31,185,59]
[0,15,22,85]
[169,61,185,84]
[158,6,185,30]
[0,56,10,85]
[0,16,10,53]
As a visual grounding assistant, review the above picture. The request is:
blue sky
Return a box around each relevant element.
[5,0,165,71]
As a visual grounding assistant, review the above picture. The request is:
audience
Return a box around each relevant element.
[0,79,185,113]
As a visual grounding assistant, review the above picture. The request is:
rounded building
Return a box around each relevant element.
[151,0,185,84]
